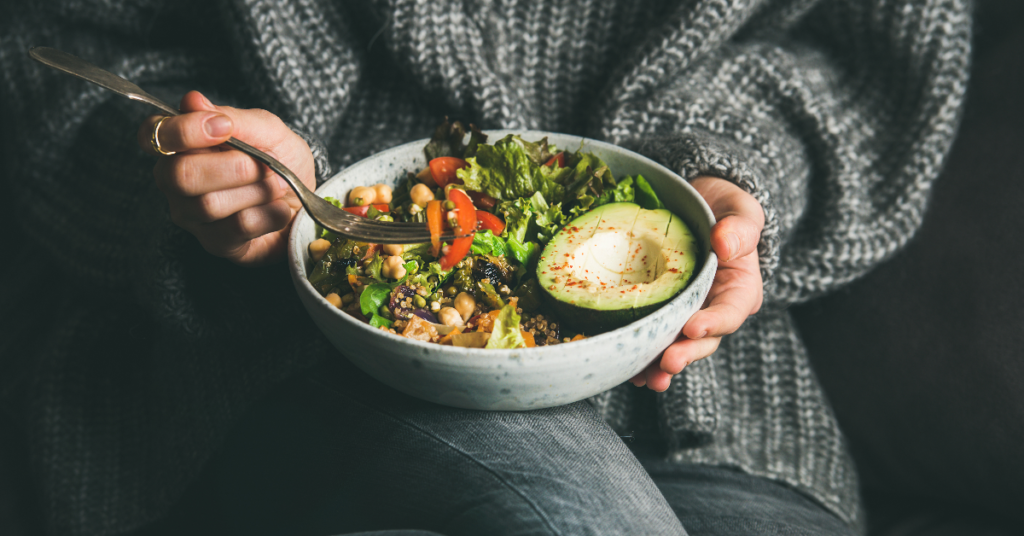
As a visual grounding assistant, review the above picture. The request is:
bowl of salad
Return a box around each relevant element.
[287,121,717,410]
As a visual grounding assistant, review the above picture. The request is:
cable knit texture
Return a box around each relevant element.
[0,0,969,534]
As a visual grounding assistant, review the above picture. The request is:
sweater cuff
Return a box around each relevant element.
[637,134,782,289]
[287,123,333,186]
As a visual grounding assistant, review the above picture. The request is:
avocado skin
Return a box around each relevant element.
[539,288,664,334]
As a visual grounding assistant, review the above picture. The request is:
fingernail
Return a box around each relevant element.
[200,93,213,108]
[726,233,739,261]
[204,114,232,137]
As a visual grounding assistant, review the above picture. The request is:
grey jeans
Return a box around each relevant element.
[212,360,854,536]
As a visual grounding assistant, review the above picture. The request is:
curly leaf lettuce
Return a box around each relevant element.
[457,135,567,203]
[471,230,508,256]
[485,303,527,349]
[529,192,567,243]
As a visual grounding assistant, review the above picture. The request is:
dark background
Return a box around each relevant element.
[2,0,1022,534]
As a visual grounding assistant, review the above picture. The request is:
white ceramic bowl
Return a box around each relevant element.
[288,131,717,410]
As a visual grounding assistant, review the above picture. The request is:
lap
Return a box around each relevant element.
[212,359,684,536]
[213,359,853,536]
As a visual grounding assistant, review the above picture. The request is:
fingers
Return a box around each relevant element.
[138,111,234,156]
[659,336,721,375]
[682,260,763,339]
[154,149,274,197]
[194,199,294,260]
[137,91,292,158]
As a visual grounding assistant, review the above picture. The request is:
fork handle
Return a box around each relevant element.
[28,46,316,203]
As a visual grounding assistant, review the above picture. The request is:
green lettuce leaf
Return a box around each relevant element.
[496,197,533,244]
[457,135,566,203]
[359,283,392,317]
[504,236,539,268]
[529,192,567,243]
[369,313,393,329]
[405,261,453,294]
[633,174,665,210]
[471,230,508,257]
[364,252,385,282]
[485,303,527,349]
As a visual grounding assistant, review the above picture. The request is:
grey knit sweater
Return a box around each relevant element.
[0,0,970,535]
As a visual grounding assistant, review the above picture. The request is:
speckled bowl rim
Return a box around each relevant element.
[288,131,717,364]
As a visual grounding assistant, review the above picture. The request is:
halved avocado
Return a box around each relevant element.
[536,202,698,332]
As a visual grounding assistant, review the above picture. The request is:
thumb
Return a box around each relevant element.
[690,177,764,262]
[711,214,761,262]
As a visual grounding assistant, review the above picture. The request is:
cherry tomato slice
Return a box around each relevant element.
[476,210,505,236]
[342,204,390,217]
[439,189,477,270]
[466,190,498,211]
[543,152,565,168]
[429,157,469,188]
[426,200,444,258]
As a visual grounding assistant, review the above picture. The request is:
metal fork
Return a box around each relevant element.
[28,46,465,244]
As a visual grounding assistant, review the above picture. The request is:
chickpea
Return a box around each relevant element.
[348,186,376,207]
[325,293,343,309]
[410,183,435,208]
[438,307,465,328]
[416,166,437,188]
[308,238,332,261]
[382,255,407,280]
[382,243,405,256]
[373,183,393,204]
[454,292,476,321]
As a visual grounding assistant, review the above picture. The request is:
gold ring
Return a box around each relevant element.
[151,116,176,156]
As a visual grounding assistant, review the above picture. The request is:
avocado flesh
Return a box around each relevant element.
[537,202,699,333]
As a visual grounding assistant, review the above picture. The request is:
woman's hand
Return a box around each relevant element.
[631,176,765,391]
[138,91,316,265]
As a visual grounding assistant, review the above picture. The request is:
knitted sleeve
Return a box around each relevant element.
[0,3,359,534]
[0,0,354,289]
[601,0,971,306]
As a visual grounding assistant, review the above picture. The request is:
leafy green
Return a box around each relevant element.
[633,174,665,210]
[496,197,532,244]
[359,283,393,318]
[596,176,634,206]
[364,252,385,282]
[504,236,539,268]
[369,314,393,329]
[457,135,567,203]
[485,303,527,349]
[405,261,452,294]
[529,192,567,243]
[424,119,487,161]
[400,242,434,261]
[471,230,507,256]
[308,239,358,295]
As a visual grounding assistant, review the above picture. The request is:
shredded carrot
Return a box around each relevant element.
[521,330,536,347]
[571,334,586,342]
